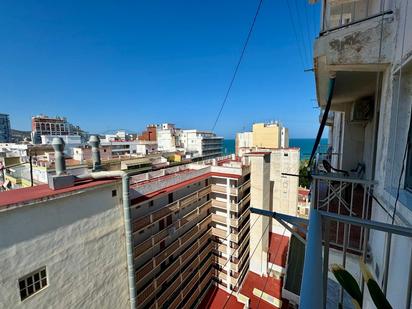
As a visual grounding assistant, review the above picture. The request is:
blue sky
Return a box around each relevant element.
[0,0,321,138]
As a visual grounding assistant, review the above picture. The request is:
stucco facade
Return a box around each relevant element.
[0,181,129,309]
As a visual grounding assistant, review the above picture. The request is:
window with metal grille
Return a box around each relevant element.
[19,267,47,301]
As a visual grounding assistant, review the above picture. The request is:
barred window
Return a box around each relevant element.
[19,267,47,301]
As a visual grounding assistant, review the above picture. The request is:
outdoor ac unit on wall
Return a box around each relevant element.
[350,96,374,122]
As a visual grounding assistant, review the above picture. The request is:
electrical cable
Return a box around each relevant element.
[284,0,306,70]
[256,227,287,309]
[222,218,271,309]
[211,0,264,131]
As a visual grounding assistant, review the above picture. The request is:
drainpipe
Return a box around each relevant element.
[78,171,136,309]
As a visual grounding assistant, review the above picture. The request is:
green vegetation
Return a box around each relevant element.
[330,260,392,309]
[299,159,310,188]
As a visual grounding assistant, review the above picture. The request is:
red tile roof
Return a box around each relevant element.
[268,232,290,267]
[199,272,289,309]
[239,271,288,309]
[198,286,243,309]
[0,178,119,210]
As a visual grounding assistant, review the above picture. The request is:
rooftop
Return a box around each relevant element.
[0,178,119,211]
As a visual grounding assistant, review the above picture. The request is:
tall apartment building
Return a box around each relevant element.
[252,122,288,149]
[292,1,412,308]
[236,121,289,156]
[269,148,299,234]
[0,113,11,143]
[31,115,85,144]
[177,130,223,159]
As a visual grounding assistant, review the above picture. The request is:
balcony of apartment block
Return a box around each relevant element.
[135,216,213,308]
[132,184,212,233]
[156,247,214,309]
[315,0,395,110]
[133,199,212,259]
[292,163,412,308]
[211,183,238,196]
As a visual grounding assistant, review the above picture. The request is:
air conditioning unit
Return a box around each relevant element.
[350,97,374,122]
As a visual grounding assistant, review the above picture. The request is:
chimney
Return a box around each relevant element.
[49,137,75,190]
[89,135,102,171]
[52,137,66,176]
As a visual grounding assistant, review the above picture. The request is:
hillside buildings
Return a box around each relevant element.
[0,114,11,143]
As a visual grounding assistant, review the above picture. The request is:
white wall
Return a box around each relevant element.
[0,182,129,309]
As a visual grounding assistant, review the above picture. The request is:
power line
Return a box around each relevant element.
[222,218,271,309]
[211,0,264,131]
[256,227,287,309]
[302,0,314,61]
[292,0,310,67]
[284,0,306,70]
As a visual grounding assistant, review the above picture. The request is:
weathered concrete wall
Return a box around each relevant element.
[270,149,299,234]
[0,182,129,309]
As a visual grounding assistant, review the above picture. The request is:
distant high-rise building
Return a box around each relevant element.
[235,121,289,156]
[31,115,85,144]
[177,129,223,159]
[0,113,11,143]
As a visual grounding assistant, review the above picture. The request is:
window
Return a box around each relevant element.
[168,193,173,204]
[149,200,154,207]
[19,267,47,301]
[111,190,117,197]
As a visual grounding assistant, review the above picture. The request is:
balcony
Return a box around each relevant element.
[298,173,412,308]
[136,225,212,308]
[132,185,211,233]
[133,200,212,259]
[135,215,212,291]
[315,0,394,108]
[211,184,238,196]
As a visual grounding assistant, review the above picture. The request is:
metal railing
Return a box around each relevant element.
[312,173,375,253]
[322,0,390,33]
[300,174,412,308]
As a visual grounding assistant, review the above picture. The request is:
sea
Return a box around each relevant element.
[223,138,328,160]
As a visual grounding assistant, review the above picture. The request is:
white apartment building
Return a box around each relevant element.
[235,132,253,156]
[100,140,141,156]
[156,123,177,152]
[40,135,82,156]
[177,129,223,159]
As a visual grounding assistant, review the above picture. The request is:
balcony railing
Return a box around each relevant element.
[322,0,391,33]
[133,200,212,259]
[132,185,212,233]
[136,225,212,307]
[312,173,375,253]
[211,184,238,196]
[300,173,412,308]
